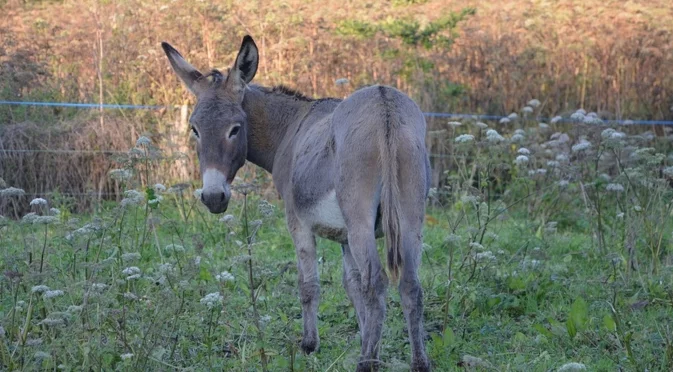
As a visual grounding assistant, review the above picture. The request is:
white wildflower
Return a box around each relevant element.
[499,117,511,124]
[67,305,83,313]
[514,155,530,165]
[22,212,38,224]
[40,318,64,327]
[550,116,563,124]
[158,263,174,273]
[121,190,144,207]
[200,292,223,309]
[34,216,58,225]
[528,99,541,108]
[34,351,51,359]
[428,188,437,198]
[135,136,151,146]
[518,148,530,155]
[120,353,134,361]
[475,121,488,129]
[126,274,141,281]
[258,199,275,217]
[216,271,235,282]
[576,109,587,115]
[455,134,475,143]
[547,160,560,168]
[522,106,534,114]
[108,169,133,182]
[260,314,272,325]
[558,362,587,371]
[447,121,462,127]
[662,167,673,177]
[486,129,505,142]
[634,205,642,212]
[30,198,48,207]
[511,133,524,143]
[556,154,569,162]
[508,112,519,120]
[539,122,550,129]
[469,242,485,251]
[219,215,235,225]
[164,244,185,253]
[153,183,166,192]
[194,256,202,265]
[91,283,107,291]
[335,78,349,86]
[32,285,50,293]
[606,183,624,192]
[461,195,479,204]
[26,338,43,346]
[193,188,203,199]
[570,112,585,122]
[148,195,163,206]
[558,180,569,188]
[43,290,64,299]
[571,140,592,153]
[50,208,60,215]
[122,266,141,275]
[535,168,547,175]
[121,252,141,263]
[475,251,496,261]
[0,187,25,197]
[123,292,138,300]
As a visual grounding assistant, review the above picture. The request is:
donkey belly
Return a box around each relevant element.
[299,189,384,245]
[301,190,349,244]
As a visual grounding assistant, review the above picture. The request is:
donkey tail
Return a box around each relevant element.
[378,91,404,283]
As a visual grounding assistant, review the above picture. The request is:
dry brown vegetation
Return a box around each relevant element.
[1,0,672,211]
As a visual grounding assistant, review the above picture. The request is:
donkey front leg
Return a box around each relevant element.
[287,213,320,354]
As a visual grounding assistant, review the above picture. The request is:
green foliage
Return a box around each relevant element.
[337,7,475,50]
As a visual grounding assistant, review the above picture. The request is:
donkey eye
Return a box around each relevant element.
[229,125,241,138]
[191,126,199,138]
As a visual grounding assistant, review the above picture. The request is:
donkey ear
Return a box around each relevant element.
[161,42,204,95]
[232,35,259,85]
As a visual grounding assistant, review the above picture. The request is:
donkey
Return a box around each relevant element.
[162,35,431,371]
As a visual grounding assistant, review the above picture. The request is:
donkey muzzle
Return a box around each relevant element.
[201,168,231,214]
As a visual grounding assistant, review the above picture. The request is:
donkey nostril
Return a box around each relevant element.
[220,193,226,202]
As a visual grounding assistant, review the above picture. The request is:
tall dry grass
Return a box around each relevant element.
[1,0,671,208]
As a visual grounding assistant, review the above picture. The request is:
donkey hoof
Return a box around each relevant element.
[355,360,380,372]
[411,359,431,372]
[300,337,319,354]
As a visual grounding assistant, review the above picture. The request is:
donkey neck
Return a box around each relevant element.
[242,85,317,172]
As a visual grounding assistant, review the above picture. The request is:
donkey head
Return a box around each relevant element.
[162,36,259,213]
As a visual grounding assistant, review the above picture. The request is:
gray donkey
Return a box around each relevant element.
[162,35,431,371]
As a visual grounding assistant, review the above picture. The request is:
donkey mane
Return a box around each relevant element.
[262,85,315,102]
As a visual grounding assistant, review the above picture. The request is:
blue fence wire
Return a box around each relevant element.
[2,100,673,126]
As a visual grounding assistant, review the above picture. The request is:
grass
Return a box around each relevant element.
[1,183,671,370]
[2,105,673,371]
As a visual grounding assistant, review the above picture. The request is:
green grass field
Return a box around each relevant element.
[2,119,673,371]
[1,188,671,370]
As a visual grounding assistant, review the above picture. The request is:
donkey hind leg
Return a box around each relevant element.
[287,213,320,354]
[341,244,367,344]
[399,226,431,371]
[338,203,388,371]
